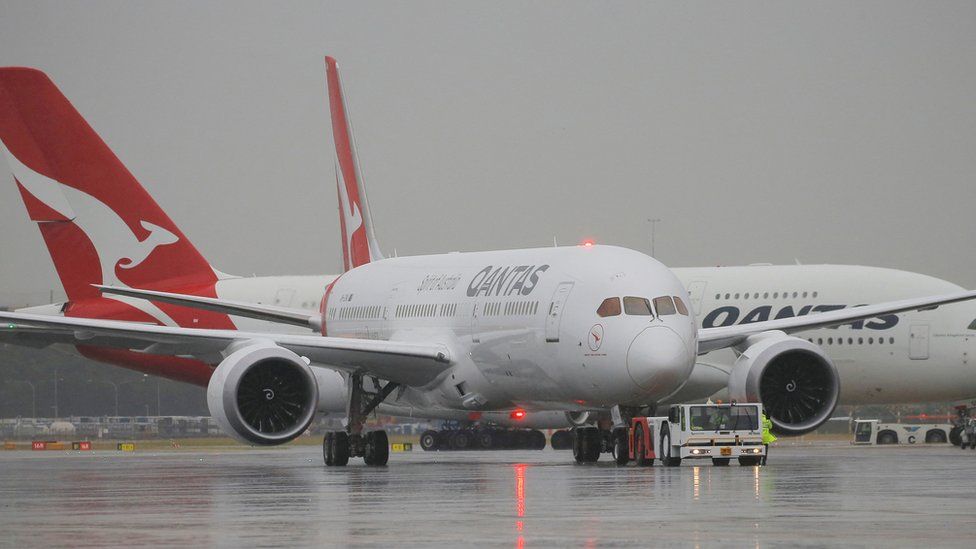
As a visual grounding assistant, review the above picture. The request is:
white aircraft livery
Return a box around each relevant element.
[1,59,974,466]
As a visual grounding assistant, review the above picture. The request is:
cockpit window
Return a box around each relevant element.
[654,296,677,316]
[969,319,976,330]
[673,296,689,316]
[623,297,653,316]
[597,297,621,317]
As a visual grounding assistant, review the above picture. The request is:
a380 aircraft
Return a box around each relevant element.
[1,60,975,466]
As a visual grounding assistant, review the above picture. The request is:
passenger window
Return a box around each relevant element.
[597,297,622,317]
[672,296,689,316]
[653,296,677,316]
[968,319,976,330]
[623,296,653,316]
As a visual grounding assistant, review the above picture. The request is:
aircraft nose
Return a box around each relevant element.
[626,326,693,396]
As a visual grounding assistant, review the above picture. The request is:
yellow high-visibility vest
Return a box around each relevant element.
[762,414,777,445]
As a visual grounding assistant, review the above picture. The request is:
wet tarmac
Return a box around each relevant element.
[2,443,975,548]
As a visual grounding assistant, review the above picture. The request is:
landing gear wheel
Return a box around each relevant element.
[451,430,471,451]
[478,431,494,450]
[584,427,601,462]
[925,430,947,444]
[323,432,334,465]
[877,431,898,445]
[420,430,439,451]
[712,458,731,466]
[660,425,681,467]
[326,431,349,466]
[633,424,653,467]
[512,430,530,449]
[363,430,389,466]
[738,456,762,466]
[612,429,630,466]
[530,430,547,450]
[949,426,962,446]
[573,427,601,463]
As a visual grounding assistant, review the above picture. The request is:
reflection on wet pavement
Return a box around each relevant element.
[2,444,975,547]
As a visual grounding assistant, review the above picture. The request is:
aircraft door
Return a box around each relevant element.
[545,282,574,343]
[909,324,929,360]
[686,280,708,316]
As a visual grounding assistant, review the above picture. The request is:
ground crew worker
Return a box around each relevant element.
[761,412,776,465]
[965,417,976,450]
[712,409,730,430]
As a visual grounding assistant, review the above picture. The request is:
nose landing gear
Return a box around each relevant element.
[323,373,399,467]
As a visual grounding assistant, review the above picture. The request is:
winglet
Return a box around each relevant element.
[325,56,384,272]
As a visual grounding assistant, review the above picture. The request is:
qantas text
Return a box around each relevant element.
[702,304,898,330]
[466,265,550,297]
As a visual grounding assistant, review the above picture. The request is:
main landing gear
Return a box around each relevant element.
[323,373,399,467]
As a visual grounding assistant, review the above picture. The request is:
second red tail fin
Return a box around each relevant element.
[325,56,384,272]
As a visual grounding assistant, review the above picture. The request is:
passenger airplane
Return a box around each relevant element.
[1,61,975,465]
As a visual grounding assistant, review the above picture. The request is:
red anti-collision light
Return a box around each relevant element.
[581,239,595,247]
[510,409,527,420]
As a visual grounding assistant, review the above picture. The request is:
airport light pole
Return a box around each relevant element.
[647,218,661,258]
[647,217,661,259]
[87,379,120,416]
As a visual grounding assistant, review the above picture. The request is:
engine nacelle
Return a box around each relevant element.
[728,332,840,435]
[565,411,592,427]
[312,366,347,415]
[207,341,319,445]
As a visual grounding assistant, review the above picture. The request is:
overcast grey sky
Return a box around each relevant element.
[1,1,974,306]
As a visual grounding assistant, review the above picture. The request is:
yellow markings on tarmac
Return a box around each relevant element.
[391,443,413,452]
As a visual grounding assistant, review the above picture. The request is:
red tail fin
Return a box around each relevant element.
[0,67,233,329]
[325,57,384,272]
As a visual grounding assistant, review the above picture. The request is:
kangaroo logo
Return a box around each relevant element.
[2,143,181,326]
[336,164,364,269]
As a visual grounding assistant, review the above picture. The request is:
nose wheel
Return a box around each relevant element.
[323,373,399,467]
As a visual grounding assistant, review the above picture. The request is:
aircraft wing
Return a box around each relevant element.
[0,311,451,386]
[697,290,976,354]
[94,285,321,331]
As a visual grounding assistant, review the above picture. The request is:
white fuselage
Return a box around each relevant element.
[318,245,696,412]
[211,262,976,409]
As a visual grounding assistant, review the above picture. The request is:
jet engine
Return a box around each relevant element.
[728,332,840,435]
[207,341,319,445]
